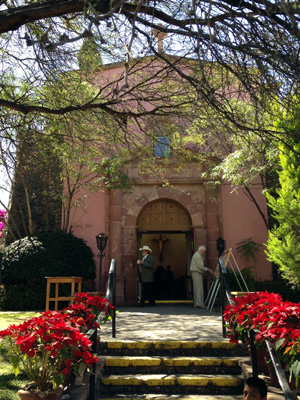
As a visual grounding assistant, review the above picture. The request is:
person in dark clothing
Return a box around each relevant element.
[243,377,267,400]
[137,245,156,307]
[165,265,174,298]
[154,265,165,299]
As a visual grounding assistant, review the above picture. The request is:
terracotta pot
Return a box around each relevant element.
[18,385,63,400]
[248,346,269,375]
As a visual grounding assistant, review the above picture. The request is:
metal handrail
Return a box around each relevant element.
[87,329,97,400]
[106,259,116,303]
[265,341,297,400]
[219,257,234,338]
[219,258,297,400]
[105,259,116,338]
[97,258,116,337]
[61,328,98,400]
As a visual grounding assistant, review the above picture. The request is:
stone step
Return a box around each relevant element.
[99,339,247,397]
[98,341,248,357]
[104,356,246,374]
[100,374,244,395]
[98,396,242,400]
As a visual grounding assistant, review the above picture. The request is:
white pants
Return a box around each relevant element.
[191,271,204,307]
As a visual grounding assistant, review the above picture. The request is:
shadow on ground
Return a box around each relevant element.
[99,304,226,341]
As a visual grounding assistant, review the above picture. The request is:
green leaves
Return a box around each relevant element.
[11,355,20,377]
[266,102,300,287]
[236,238,262,265]
[274,337,286,351]
[77,38,103,70]
[52,373,64,389]
[290,360,300,388]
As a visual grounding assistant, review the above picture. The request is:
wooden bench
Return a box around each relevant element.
[231,291,252,297]
[45,276,82,311]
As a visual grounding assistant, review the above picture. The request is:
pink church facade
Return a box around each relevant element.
[70,160,271,305]
[68,60,272,305]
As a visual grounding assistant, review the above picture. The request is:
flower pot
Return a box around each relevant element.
[17,384,63,400]
[248,346,269,375]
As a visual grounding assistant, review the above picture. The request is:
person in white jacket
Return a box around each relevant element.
[190,245,213,309]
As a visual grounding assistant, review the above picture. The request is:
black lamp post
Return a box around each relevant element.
[96,233,108,292]
[217,237,225,256]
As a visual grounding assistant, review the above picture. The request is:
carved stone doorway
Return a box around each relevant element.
[137,199,193,300]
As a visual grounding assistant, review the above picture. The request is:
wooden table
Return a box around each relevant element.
[45,276,82,311]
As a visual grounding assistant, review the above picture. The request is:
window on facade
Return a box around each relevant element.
[153,136,170,157]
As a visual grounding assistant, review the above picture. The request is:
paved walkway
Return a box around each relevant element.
[99,303,226,341]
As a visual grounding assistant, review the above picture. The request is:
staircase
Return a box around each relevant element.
[98,339,248,400]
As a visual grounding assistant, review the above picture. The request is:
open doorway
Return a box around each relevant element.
[137,199,193,300]
[137,231,193,300]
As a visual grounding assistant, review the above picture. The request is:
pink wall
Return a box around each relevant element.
[69,190,107,285]
[221,182,272,281]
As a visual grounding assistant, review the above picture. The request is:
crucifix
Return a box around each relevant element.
[153,234,169,261]
[152,25,168,53]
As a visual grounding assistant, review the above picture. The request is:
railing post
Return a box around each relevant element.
[219,261,227,338]
[88,329,97,400]
[61,373,76,400]
[104,259,117,338]
[112,260,116,338]
[250,329,258,378]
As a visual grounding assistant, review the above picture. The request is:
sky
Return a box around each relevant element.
[0,165,10,209]
[0,189,10,209]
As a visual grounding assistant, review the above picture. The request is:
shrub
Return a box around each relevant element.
[253,279,300,303]
[1,231,96,310]
[227,266,256,292]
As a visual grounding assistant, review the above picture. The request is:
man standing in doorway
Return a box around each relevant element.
[190,245,214,309]
[137,245,156,307]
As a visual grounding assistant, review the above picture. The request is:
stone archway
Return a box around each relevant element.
[123,186,206,234]
[120,184,220,304]
[121,186,208,303]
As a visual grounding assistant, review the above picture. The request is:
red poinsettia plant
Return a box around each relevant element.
[223,291,283,344]
[224,291,300,386]
[0,311,99,391]
[0,292,114,393]
[63,292,114,332]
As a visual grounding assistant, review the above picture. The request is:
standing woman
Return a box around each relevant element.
[190,245,213,308]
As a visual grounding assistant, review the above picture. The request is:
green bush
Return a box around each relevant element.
[227,266,256,292]
[1,231,96,310]
[226,265,300,303]
[254,280,300,303]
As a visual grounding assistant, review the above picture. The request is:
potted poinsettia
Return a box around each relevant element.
[224,291,300,388]
[223,291,284,344]
[63,292,114,333]
[60,292,114,387]
[254,296,300,388]
[0,310,98,399]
